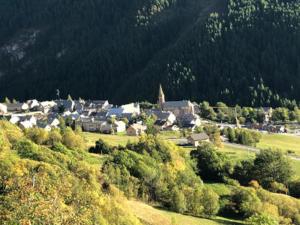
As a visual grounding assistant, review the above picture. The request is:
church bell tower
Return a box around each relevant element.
[158,84,165,110]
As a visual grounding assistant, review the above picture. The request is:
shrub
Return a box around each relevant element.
[289,181,300,198]
[47,129,62,146]
[200,187,220,216]
[171,187,186,213]
[230,188,262,217]
[25,127,48,145]
[62,127,85,150]
[246,213,279,225]
[89,139,112,154]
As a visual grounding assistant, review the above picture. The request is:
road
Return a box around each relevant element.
[224,142,300,161]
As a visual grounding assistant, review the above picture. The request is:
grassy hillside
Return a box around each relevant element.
[127,200,244,225]
[0,121,142,224]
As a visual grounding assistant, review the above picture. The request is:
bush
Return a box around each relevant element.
[289,181,300,198]
[25,127,48,145]
[89,139,112,154]
[200,187,220,216]
[246,213,279,225]
[47,129,62,146]
[171,187,186,213]
[230,188,262,217]
[62,127,85,150]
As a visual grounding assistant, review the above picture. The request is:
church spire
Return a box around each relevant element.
[158,84,165,109]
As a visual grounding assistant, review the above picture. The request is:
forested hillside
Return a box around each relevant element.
[0,0,299,106]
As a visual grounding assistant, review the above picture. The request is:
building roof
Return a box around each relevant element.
[189,133,209,141]
[163,100,193,108]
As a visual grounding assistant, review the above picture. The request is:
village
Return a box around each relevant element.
[0,85,297,148]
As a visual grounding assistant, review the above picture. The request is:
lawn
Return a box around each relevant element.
[127,200,244,225]
[83,132,138,147]
[257,134,300,156]
[219,145,255,162]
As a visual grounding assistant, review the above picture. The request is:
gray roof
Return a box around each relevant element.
[189,133,209,141]
[147,110,174,121]
[163,100,193,108]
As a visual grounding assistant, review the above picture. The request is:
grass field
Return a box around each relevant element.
[127,200,244,225]
[257,134,300,155]
[83,132,138,147]
[219,145,255,162]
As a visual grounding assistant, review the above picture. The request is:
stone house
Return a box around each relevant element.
[187,133,210,147]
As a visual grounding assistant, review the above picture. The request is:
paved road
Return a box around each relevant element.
[224,142,300,161]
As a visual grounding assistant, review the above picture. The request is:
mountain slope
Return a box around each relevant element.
[0,0,299,106]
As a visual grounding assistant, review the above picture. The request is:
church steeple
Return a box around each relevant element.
[158,84,165,109]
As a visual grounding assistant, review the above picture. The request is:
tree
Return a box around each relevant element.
[190,143,233,182]
[89,139,112,155]
[230,188,262,217]
[272,108,289,122]
[200,187,219,216]
[145,115,159,136]
[171,187,186,213]
[252,150,293,188]
[4,97,10,104]
[199,101,217,121]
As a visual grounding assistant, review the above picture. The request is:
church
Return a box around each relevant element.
[158,85,195,118]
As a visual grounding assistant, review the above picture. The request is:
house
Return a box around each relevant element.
[187,133,210,147]
[77,117,104,132]
[107,103,140,119]
[0,103,7,114]
[94,111,109,121]
[19,116,37,129]
[158,85,195,118]
[127,123,147,136]
[37,116,60,131]
[6,103,29,112]
[55,99,75,112]
[85,100,110,111]
[9,115,20,124]
[179,113,201,128]
[262,107,273,123]
[63,111,80,121]
[27,99,40,111]
[38,101,57,114]
[100,120,126,134]
[146,110,177,130]
[74,100,85,112]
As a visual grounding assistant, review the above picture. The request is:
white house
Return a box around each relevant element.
[127,123,147,136]
[39,101,57,114]
[0,103,7,114]
[107,103,140,118]
[10,115,20,124]
[27,99,40,110]
[100,121,126,134]
[19,116,37,129]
